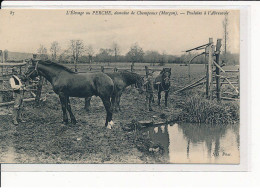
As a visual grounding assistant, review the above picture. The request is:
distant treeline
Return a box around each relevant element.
[2,41,239,66]
[58,50,239,66]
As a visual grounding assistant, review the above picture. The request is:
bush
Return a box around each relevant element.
[178,94,239,124]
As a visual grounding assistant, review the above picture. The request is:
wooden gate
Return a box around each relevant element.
[175,38,240,101]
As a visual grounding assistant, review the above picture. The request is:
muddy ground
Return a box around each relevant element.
[0,64,239,164]
[0,84,182,164]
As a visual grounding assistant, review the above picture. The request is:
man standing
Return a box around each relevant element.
[144,72,154,111]
[9,68,27,125]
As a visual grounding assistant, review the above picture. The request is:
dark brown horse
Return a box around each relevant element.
[25,60,115,128]
[154,68,171,107]
[85,71,144,112]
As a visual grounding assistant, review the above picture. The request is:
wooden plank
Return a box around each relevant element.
[215,75,239,79]
[221,97,239,101]
[206,38,214,99]
[224,77,239,94]
[215,39,222,101]
[184,43,211,52]
[222,92,239,96]
[0,62,27,66]
[215,82,239,84]
[224,70,239,73]
[175,76,206,93]
[213,60,225,73]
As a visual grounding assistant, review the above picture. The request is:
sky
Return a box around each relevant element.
[0,9,240,56]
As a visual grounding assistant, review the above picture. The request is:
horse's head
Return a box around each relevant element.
[25,59,40,80]
[161,68,171,86]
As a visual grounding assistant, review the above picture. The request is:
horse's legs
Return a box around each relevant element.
[59,94,68,124]
[113,94,119,112]
[114,92,121,112]
[158,90,161,106]
[85,97,91,112]
[66,96,77,124]
[111,94,116,112]
[101,96,113,127]
[165,91,169,107]
[117,92,123,111]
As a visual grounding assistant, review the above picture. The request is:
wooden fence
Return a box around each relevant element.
[74,63,163,76]
[175,38,240,101]
[0,61,44,105]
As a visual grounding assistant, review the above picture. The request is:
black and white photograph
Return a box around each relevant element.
[0,9,240,164]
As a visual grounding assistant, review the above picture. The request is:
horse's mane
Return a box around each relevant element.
[38,60,77,74]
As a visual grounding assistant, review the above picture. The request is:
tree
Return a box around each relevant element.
[222,15,229,56]
[50,41,60,61]
[58,49,70,63]
[111,42,120,62]
[95,48,113,63]
[86,45,94,63]
[69,40,84,71]
[4,49,8,62]
[126,43,144,64]
[37,45,48,60]
[159,52,166,66]
[144,50,160,64]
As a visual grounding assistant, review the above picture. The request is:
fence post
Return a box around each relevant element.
[101,66,104,73]
[131,63,134,72]
[216,39,222,101]
[145,66,149,77]
[206,38,213,99]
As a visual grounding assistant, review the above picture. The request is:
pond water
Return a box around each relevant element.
[145,123,240,164]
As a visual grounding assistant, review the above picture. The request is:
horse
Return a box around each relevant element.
[85,71,144,112]
[153,68,171,107]
[25,59,115,128]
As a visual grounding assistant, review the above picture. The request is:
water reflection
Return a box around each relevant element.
[148,125,170,160]
[145,123,240,164]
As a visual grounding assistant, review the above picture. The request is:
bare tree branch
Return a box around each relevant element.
[50,41,60,61]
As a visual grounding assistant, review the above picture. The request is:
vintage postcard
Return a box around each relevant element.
[0,8,242,166]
